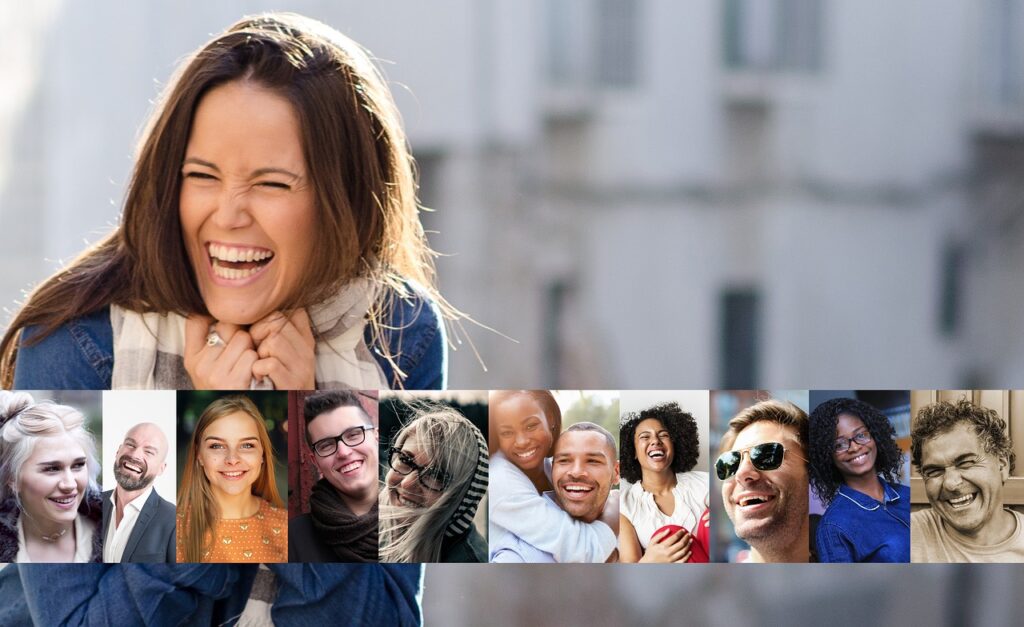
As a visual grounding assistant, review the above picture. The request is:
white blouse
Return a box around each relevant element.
[621,471,708,549]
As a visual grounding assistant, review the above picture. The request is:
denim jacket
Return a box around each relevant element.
[13,283,447,391]
[0,563,422,626]
[816,480,911,563]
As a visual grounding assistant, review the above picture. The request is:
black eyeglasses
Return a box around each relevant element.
[715,442,806,480]
[833,431,872,453]
[387,446,450,492]
[311,425,375,458]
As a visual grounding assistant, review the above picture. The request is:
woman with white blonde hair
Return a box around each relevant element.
[0,391,103,562]
[379,404,488,563]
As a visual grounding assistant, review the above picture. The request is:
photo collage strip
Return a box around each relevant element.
[3,389,1021,564]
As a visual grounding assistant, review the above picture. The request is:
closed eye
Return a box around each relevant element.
[257,181,291,190]
[184,171,218,181]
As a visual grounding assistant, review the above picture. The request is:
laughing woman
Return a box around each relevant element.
[808,397,910,563]
[1,12,451,391]
[618,402,709,563]
[177,396,286,563]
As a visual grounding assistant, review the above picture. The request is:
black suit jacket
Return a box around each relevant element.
[101,488,176,563]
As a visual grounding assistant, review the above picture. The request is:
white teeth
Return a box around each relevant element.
[207,243,273,263]
[51,496,75,504]
[948,494,975,507]
[515,449,537,459]
[211,260,263,281]
[339,461,362,473]
[222,471,244,478]
[398,494,422,508]
[564,485,592,493]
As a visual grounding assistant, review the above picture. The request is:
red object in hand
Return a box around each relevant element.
[649,514,711,563]
[690,509,710,563]
[652,525,684,543]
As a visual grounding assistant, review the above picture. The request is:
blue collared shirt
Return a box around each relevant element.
[816,480,911,563]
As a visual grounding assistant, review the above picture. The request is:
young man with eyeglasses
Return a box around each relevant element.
[717,398,810,563]
[289,391,380,562]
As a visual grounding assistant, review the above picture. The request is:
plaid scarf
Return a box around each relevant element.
[109,279,388,390]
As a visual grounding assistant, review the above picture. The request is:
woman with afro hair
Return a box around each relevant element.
[619,402,708,563]
[808,397,910,562]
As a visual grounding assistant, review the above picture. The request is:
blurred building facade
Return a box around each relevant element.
[2,0,1023,390]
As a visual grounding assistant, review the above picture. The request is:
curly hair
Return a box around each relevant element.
[911,399,1015,473]
[620,402,700,484]
[808,398,903,504]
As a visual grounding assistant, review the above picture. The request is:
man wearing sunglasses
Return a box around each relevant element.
[289,390,380,562]
[911,399,1024,562]
[717,399,810,563]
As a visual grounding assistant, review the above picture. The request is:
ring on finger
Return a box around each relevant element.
[206,331,225,347]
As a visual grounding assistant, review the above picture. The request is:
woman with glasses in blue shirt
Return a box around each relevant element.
[808,397,910,562]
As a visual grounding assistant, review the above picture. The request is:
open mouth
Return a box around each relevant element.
[559,483,595,500]
[736,494,776,508]
[122,459,144,475]
[394,491,424,508]
[207,243,274,281]
[49,494,78,509]
[219,470,248,481]
[647,449,666,460]
[946,493,977,509]
[847,452,870,465]
[336,460,363,475]
[514,449,538,460]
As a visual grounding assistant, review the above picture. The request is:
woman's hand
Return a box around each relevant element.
[249,309,316,389]
[184,315,259,390]
[639,528,693,563]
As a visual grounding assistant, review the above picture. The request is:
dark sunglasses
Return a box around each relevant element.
[715,442,805,480]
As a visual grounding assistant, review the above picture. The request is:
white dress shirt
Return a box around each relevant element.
[103,485,154,562]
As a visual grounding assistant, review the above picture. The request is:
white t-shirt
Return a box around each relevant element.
[911,507,1024,563]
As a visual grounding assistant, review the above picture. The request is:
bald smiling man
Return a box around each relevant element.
[102,422,176,563]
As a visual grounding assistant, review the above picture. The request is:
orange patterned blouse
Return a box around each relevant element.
[177,499,287,563]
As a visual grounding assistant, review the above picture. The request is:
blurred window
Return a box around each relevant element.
[724,0,822,72]
[720,287,760,388]
[546,0,638,87]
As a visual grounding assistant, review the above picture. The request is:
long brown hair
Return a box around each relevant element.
[1,12,454,387]
[177,395,282,562]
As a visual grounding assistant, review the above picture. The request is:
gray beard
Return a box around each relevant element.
[114,466,154,492]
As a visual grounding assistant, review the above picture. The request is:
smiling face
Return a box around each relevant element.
[551,430,619,523]
[634,418,673,474]
[197,411,264,501]
[721,421,808,556]
[179,80,317,325]
[832,413,877,482]
[114,423,168,492]
[308,405,378,504]
[492,395,554,474]
[920,422,1008,541]
[385,432,444,510]
[18,434,89,527]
